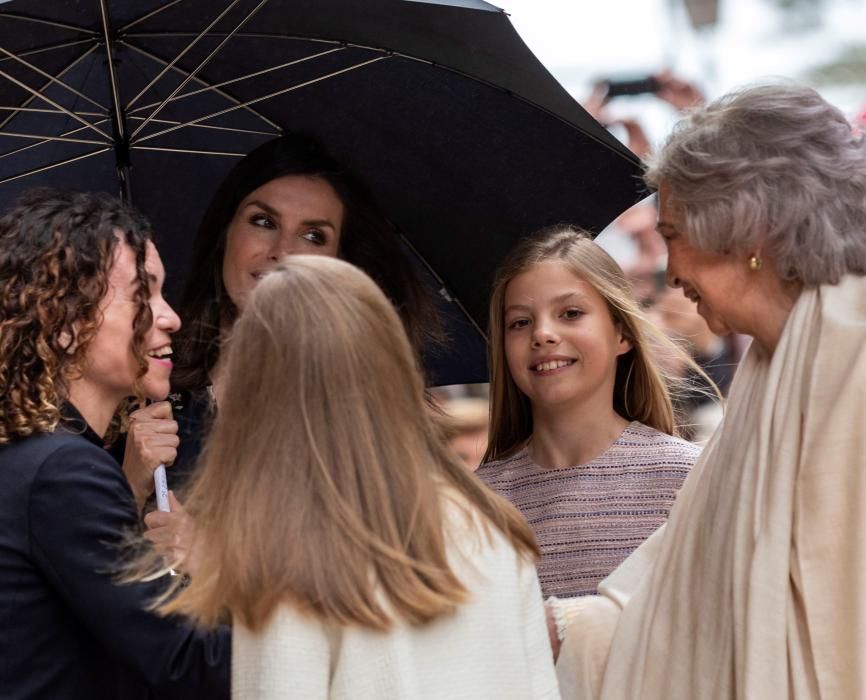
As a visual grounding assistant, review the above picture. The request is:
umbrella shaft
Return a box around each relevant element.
[99,0,132,203]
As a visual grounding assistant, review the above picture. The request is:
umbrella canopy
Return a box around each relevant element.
[0,0,645,384]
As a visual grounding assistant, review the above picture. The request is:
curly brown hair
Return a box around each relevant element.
[0,188,154,444]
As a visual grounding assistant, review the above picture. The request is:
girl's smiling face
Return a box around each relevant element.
[503,260,631,412]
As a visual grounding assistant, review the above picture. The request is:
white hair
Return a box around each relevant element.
[645,82,866,286]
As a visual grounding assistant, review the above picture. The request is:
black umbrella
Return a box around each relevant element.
[0,0,644,384]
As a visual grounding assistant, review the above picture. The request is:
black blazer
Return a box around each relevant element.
[0,405,229,700]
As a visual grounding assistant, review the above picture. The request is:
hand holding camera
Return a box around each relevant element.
[584,71,705,159]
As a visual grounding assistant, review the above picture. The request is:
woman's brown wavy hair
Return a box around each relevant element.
[0,188,154,443]
[145,255,537,632]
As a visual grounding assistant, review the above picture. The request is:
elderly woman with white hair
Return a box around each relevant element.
[549,83,866,699]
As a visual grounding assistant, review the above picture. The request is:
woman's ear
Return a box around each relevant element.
[616,325,634,357]
[58,326,78,354]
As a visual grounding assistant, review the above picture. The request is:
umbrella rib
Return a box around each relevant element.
[0,13,98,36]
[0,118,110,162]
[119,0,186,33]
[126,47,345,116]
[0,66,111,140]
[0,44,107,112]
[126,31,359,41]
[0,44,99,132]
[397,233,487,340]
[125,0,247,111]
[119,40,280,132]
[0,106,103,117]
[130,0,271,140]
[127,114,277,137]
[0,38,96,64]
[131,145,247,157]
[0,147,110,186]
[134,55,389,145]
[0,131,106,146]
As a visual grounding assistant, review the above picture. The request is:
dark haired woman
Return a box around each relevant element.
[0,189,228,699]
[162,134,442,489]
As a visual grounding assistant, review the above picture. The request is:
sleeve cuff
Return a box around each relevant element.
[547,594,597,643]
[546,595,569,643]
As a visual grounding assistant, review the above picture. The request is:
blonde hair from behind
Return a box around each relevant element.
[152,255,538,633]
[484,225,717,462]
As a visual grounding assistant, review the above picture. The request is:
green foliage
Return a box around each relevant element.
[805,45,866,85]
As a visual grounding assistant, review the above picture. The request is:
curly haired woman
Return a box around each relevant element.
[0,189,228,699]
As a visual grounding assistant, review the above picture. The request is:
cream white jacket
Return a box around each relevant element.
[233,506,560,700]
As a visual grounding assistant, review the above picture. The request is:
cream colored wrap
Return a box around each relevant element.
[556,274,866,699]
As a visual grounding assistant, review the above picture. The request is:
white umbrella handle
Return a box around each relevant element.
[154,464,170,512]
[152,464,177,576]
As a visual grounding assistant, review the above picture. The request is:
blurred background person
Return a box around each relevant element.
[611,201,668,307]
[581,71,706,161]
[507,0,866,156]
[649,285,740,441]
[440,397,490,471]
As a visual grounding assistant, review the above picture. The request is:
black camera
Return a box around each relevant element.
[601,76,660,99]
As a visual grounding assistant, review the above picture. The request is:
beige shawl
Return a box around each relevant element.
[557,274,866,699]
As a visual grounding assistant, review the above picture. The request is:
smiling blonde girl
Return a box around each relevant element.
[477,225,709,600]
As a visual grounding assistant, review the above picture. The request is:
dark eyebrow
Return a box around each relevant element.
[244,199,279,218]
[299,219,337,231]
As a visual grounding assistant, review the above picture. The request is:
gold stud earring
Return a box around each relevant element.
[748,255,762,271]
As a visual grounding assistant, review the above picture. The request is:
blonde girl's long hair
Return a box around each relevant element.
[150,255,538,633]
[484,225,717,462]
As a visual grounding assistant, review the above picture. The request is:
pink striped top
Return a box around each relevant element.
[477,422,699,598]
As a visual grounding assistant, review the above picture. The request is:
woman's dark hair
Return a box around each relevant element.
[172,134,443,391]
[0,188,153,443]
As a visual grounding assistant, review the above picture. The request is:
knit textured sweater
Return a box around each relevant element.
[477,422,698,598]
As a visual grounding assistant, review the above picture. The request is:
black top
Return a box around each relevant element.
[0,404,229,700]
